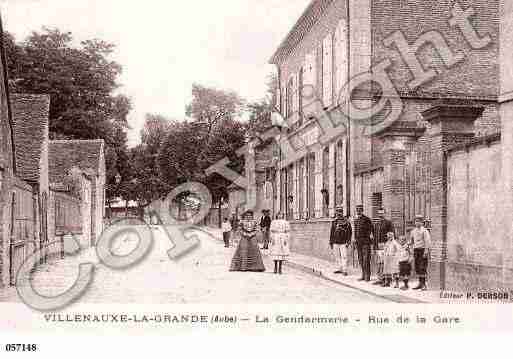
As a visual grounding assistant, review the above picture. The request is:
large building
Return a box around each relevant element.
[237,0,512,290]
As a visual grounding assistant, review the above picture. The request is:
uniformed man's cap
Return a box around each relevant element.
[415,214,424,221]
[335,206,344,213]
[356,204,364,210]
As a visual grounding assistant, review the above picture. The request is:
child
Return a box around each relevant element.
[269,212,291,275]
[382,232,400,287]
[397,235,413,290]
[221,217,232,248]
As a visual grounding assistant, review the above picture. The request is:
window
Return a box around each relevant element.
[298,158,305,219]
[322,34,333,107]
[287,165,294,220]
[322,147,330,217]
[298,67,304,127]
[316,45,323,103]
[307,152,316,219]
[286,77,294,118]
[335,140,344,207]
[334,19,348,98]
[280,168,286,215]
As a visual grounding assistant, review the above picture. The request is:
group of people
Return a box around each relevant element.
[222,210,290,275]
[329,205,431,291]
[221,205,431,291]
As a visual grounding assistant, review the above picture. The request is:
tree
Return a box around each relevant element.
[4,28,132,205]
[247,72,278,137]
[158,119,246,224]
[124,114,174,216]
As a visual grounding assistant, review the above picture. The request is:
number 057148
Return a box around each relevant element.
[5,344,38,352]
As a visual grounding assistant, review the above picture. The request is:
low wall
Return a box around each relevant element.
[289,219,334,262]
[444,138,513,290]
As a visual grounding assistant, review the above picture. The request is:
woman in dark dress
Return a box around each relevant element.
[229,210,266,272]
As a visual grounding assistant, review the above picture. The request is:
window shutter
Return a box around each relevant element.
[316,45,323,101]
[281,82,288,118]
[303,51,317,118]
[276,87,281,113]
[323,34,333,108]
[334,19,348,100]
[295,72,300,117]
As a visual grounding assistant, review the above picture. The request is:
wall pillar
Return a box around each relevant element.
[421,105,483,290]
[377,122,424,236]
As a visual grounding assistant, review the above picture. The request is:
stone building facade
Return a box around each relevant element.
[49,140,106,247]
[241,0,510,290]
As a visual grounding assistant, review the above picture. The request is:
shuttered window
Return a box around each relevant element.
[298,158,305,219]
[307,152,316,219]
[322,147,330,217]
[298,68,304,127]
[334,19,348,101]
[287,165,294,220]
[286,78,293,118]
[316,45,323,105]
[335,140,345,207]
[322,34,333,108]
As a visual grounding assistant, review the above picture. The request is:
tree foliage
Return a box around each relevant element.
[247,72,278,137]
[3,28,132,203]
[125,114,174,210]
[158,84,247,205]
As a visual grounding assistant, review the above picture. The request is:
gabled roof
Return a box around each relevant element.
[49,139,104,184]
[10,94,50,182]
[269,0,335,65]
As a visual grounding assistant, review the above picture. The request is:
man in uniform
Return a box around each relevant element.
[352,205,374,281]
[372,208,395,285]
[411,215,431,290]
[329,207,353,276]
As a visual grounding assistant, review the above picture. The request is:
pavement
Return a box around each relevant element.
[0,225,390,305]
[204,227,443,304]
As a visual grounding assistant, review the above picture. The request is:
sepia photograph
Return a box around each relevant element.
[0,0,512,353]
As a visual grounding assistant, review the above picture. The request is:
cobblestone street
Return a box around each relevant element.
[0,226,387,305]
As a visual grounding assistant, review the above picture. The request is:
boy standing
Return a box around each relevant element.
[397,235,413,290]
[410,215,431,290]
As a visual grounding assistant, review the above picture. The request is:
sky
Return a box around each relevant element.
[0,0,310,146]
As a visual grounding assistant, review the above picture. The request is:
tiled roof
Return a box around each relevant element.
[269,0,334,65]
[49,139,104,184]
[10,94,50,182]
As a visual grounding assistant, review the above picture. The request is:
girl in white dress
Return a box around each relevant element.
[269,212,291,275]
[383,231,400,287]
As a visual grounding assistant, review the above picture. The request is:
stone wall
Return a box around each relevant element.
[445,136,512,290]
